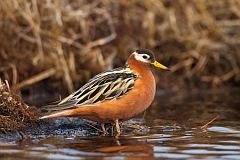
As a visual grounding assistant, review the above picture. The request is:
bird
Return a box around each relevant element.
[40,48,169,134]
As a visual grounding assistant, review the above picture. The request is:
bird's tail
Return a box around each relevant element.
[40,109,73,119]
[39,101,77,119]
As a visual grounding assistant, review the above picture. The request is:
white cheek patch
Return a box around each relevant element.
[133,52,150,63]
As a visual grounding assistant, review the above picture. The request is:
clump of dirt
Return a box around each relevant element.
[0,80,37,133]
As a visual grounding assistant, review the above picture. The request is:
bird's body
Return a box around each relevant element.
[40,49,169,134]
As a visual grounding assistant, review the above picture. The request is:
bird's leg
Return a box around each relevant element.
[115,119,121,134]
[101,123,106,135]
[111,125,114,136]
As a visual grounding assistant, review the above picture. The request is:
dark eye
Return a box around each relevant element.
[142,55,148,59]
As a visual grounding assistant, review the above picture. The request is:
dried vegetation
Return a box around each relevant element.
[0,0,239,94]
[0,80,36,133]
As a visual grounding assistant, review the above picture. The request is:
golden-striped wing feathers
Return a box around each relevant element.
[42,67,138,113]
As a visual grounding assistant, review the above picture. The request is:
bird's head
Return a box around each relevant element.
[131,48,170,70]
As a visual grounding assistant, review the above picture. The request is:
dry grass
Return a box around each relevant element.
[0,80,36,133]
[0,0,239,94]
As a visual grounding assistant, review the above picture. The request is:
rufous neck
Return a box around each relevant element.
[127,54,150,74]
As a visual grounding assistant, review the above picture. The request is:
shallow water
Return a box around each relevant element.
[0,88,240,159]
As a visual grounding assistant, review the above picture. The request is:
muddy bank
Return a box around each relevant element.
[0,117,146,143]
[0,118,95,143]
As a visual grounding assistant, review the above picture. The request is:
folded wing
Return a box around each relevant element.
[41,67,138,115]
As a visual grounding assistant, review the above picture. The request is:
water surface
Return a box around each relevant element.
[0,88,239,159]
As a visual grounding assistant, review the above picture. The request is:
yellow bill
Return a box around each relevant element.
[151,61,170,70]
